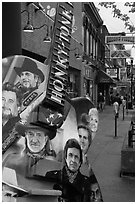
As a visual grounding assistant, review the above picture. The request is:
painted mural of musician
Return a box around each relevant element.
[2,2,75,201]
[14,57,45,101]
[2,1,103,200]
[50,96,103,201]
[80,107,99,140]
[2,109,61,202]
[2,56,50,156]
[2,56,49,115]
[45,138,92,202]
[2,82,21,127]
[16,109,57,160]
[2,82,24,158]
[72,97,103,201]
[78,124,103,201]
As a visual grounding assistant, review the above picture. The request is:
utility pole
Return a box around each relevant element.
[130,58,133,109]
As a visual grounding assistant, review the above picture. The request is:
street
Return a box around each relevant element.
[88,105,135,202]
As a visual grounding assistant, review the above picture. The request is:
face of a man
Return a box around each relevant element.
[20,71,38,89]
[90,183,102,202]
[89,114,98,132]
[26,129,47,153]
[65,147,81,172]
[2,90,18,121]
[78,128,89,154]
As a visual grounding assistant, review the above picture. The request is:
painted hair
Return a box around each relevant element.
[2,82,22,106]
[89,108,98,118]
[64,138,83,164]
[78,124,92,147]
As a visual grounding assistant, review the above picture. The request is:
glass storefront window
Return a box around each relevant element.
[84,78,93,101]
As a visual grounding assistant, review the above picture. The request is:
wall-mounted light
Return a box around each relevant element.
[75,53,83,59]
[82,53,87,63]
[24,21,46,33]
[22,6,52,42]
[70,47,83,60]
[21,10,34,32]
[33,24,52,42]
[23,24,34,33]
[43,26,51,43]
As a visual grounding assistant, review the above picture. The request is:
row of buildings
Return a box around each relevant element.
[3,2,134,107]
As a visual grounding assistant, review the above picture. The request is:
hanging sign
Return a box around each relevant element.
[110,50,131,58]
[106,68,118,78]
[105,36,135,44]
[85,66,92,79]
[45,2,73,112]
[120,68,126,73]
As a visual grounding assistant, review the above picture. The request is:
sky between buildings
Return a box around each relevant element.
[94,2,135,33]
[94,1,135,58]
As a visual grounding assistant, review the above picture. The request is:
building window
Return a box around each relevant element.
[90,34,93,56]
[93,37,96,58]
[95,40,98,59]
[86,28,89,55]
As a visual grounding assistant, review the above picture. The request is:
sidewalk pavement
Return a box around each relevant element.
[88,105,135,202]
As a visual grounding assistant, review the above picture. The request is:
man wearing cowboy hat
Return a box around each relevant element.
[16,108,57,161]
[21,123,56,158]
[2,108,60,201]
[2,124,58,202]
[3,107,57,172]
[14,57,45,100]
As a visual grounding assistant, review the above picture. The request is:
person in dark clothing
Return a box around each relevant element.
[115,94,122,105]
[45,139,92,202]
[98,92,104,111]
[110,93,113,105]
[125,94,129,111]
[114,93,122,106]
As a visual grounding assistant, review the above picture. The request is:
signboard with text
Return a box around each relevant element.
[106,68,118,78]
[45,2,74,112]
[120,68,126,73]
[105,36,135,44]
[85,66,93,79]
[110,50,131,58]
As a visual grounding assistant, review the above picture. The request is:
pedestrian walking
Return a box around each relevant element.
[98,92,104,111]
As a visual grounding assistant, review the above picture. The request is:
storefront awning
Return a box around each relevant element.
[96,69,116,84]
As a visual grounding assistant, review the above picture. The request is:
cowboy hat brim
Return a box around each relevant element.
[14,66,45,83]
[15,122,56,140]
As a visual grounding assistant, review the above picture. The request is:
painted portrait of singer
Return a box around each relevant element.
[2,56,49,157]
[2,55,49,114]
[14,58,45,101]
[71,97,99,140]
